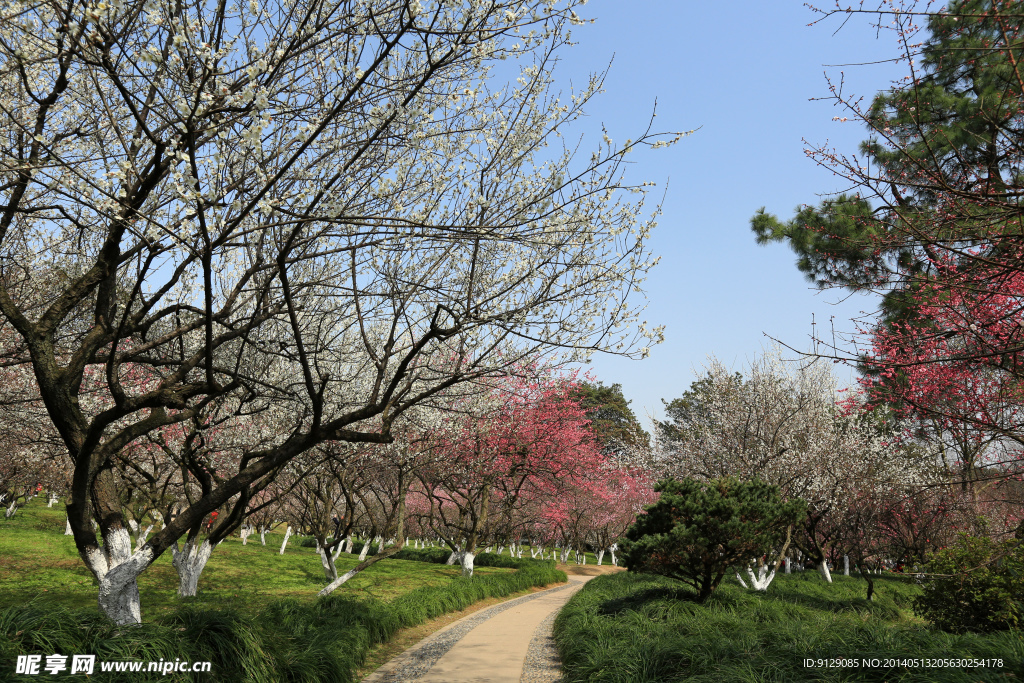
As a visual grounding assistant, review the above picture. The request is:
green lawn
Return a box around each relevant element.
[0,498,510,617]
[1,499,566,682]
[554,570,1024,682]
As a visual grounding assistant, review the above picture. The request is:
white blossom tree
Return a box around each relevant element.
[0,0,680,623]
[656,348,926,586]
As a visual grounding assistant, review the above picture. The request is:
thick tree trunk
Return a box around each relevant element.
[460,550,476,577]
[344,536,354,553]
[5,500,18,518]
[358,538,372,561]
[172,539,214,597]
[610,544,618,566]
[596,549,605,566]
[320,546,338,581]
[260,527,267,545]
[819,559,833,583]
[241,526,253,545]
[445,549,459,565]
[82,526,152,626]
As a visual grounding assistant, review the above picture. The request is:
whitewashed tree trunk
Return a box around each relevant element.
[279,526,293,555]
[317,566,361,595]
[83,526,152,625]
[819,559,833,583]
[785,557,791,574]
[332,538,345,562]
[596,549,605,566]
[47,493,59,507]
[735,571,749,588]
[610,544,618,566]
[445,549,458,565]
[241,526,253,545]
[127,519,139,534]
[344,536,354,553]
[65,517,73,535]
[260,526,268,545]
[843,555,850,576]
[135,525,153,552]
[496,546,504,556]
[358,538,372,561]
[460,550,475,577]
[320,546,338,581]
[744,563,777,591]
[4,500,18,518]
[172,539,214,597]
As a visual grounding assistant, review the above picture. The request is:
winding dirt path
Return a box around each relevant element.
[361,566,620,683]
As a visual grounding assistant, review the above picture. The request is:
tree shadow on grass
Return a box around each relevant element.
[597,585,699,616]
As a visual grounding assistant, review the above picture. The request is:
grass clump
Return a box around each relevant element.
[554,571,1023,682]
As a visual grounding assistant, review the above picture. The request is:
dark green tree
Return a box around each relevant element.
[571,381,649,459]
[751,0,1024,328]
[620,477,807,602]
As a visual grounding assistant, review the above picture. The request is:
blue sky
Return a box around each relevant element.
[555,1,909,427]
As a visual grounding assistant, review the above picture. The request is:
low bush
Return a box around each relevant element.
[2,557,565,682]
[620,477,806,602]
[914,534,1024,634]
[553,571,1022,682]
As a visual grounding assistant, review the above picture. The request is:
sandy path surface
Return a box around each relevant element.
[362,566,619,683]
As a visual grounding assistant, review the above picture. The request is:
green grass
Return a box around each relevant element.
[1,499,567,682]
[0,499,511,616]
[554,570,1024,682]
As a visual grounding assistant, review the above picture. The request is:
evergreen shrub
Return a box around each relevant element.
[914,534,1024,633]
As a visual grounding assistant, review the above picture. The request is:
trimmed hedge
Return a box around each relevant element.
[392,546,542,569]
[2,557,565,682]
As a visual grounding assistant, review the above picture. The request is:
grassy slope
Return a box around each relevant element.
[0,498,510,616]
[1,500,568,682]
[554,571,1024,683]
